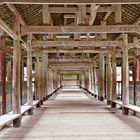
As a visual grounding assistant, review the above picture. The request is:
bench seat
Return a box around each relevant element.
[0,114,20,129]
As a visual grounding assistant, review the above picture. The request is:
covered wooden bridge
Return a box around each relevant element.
[0,0,140,139]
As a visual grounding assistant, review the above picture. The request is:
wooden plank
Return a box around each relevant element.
[125,104,140,113]
[22,25,140,35]
[32,40,122,47]
[1,0,140,4]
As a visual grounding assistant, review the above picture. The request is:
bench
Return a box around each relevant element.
[112,100,140,115]
[0,114,20,130]
[0,100,40,130]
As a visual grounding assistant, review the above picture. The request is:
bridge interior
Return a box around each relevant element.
[0,0,140,139]
[1,86,140,140]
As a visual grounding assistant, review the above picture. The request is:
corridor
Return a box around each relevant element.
[0,87,140,140]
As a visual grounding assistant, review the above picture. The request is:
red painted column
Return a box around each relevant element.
[0,50,6,114]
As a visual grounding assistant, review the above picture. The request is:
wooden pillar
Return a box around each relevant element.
[93,62,97,94]
[84,69,89,89]
[35,55,42,107]
[115,4,122,24]
[12,39,21,126]
[106,54,112,105]
[122,34,129,115]
[111,48,117,107]
[27,34,33,107]
[98,54,105,101]
[53,69,58,90]
[41,53,48,101]
[0,50,6,114]
[6,61,12,81]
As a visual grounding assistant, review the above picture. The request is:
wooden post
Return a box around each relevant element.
[106,54,112,105]
[27,34,33,106]
[12,15,22,127]
[98,54,105,101]
[111,48,117,107]
[12,39,21,126]
[115,4,122,24]
[0,50,6,114]
[122,34,129,115]
[53,69,58,90]
[93,62,97,95]
[35,55,41,107]
[27,34,33,115]
[6,61,12,81]
[84,69,89,90]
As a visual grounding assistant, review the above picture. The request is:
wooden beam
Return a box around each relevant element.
[0,18,17,40]
[22,25,140,35]
[32,40,122,47]
[42,48,113,53]
[89,4,99,25]
[48,6,115,13]
[1,0,140,4]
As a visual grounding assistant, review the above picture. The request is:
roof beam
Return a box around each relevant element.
[32,40,122,47]
[48,6,114,13]
[0,18,17,40]
[1,0,140,4]
[41,48,113,53]
[21,25,140,35]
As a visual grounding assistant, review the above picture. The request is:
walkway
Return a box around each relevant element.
[0,87,140,140]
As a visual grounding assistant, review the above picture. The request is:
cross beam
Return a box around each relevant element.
[32,40,122,47]
[22,25,140,35]
[41,48,113,53]
[0,0,140,4]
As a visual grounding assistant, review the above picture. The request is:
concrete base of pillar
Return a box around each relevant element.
[13,117,21,128]
[28,108,34,115]
[43,97,46,101]
[36,101,41,108]
[122,107,129,115]
[94,95,97,98]
[40,100,43,105]
[107,100,111,105]
[98,96,104,101]
[111,101,116,108]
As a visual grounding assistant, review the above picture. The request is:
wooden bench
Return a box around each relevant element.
[0,114,20,130]
[112,100,123,107]
[0,100,40,129]
[112,100,140,115]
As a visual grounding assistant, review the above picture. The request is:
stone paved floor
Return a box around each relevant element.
[0,87,140,140]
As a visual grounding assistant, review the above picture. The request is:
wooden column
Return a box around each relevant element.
[12,39,21,126]
[93,62,97,95]
[84,69,89,89]
[0,50,6,114]
[53,69,58,90]
[106,54,112,105]
[12,15,22,127]
[111,48,117,107]
[41,53,48,100]
[35,55,41,107]
[27,34,33,107]
[115,4,122,24]
[98,54,105,101]
[122,34,129,115]
[6,61,12,81]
